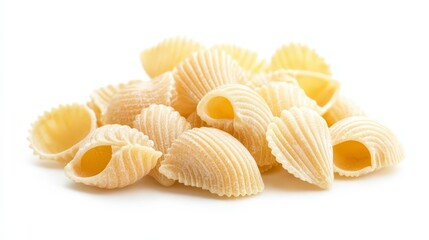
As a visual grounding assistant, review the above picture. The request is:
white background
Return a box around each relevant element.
[1,0,428,239]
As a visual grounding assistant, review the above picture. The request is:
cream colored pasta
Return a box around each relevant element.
[140,37,204,78]
[133,104,191,186]
[29,104,97,163]
[323,96,366,127]
[197,84,276,168]
[65,124,161,189]
[186,111,208,128]
[103,72,174,126]
[256,82,321,116]
[246,69,298,89]
[212,44,267,74]
[171,49,246,117]
[269,43,331,74]
[266,107,334,189]
[159,127,264,197]
[330,116,404,177]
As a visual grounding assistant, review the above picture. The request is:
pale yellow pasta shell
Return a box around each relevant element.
[269,43,331,74]
[323,96,366,127]
[103,72,174,126]
[29,104,97,163]
[159,127,264,197]
[65,124,162,189]
[171,49,246,117]
[140,37,205,78]
[133,104,191,187]
[256,82,321,116]
[212,44,267,74]
[246,69,298,89]
[266,107,334,189]
[330,116,404,177]
[186,111,208,128]
[197,84,276,168]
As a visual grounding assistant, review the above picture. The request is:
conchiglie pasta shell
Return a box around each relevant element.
[29,104,97,163]
[133,104,191,187]
[103,72,174,126]
[323,96,366,127]
[186,111,208,128]
[269,43,331,74]
[159,127,264,197]
[65,124,162,189]
[197,84,276,168]
[266,107,334,189]
[212,44,267,74]
[330,116,404,177]
[246,69,298,89]
[172,49,246,117]
[140,37,205,78]
[256,82,321,116]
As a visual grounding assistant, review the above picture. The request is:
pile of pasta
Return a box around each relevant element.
[29,37,404,197]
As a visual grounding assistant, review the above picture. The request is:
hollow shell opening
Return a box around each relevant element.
[333,140,372,172]
[296,74,338,108]
[75,145,112,177]
[205,96,234,120]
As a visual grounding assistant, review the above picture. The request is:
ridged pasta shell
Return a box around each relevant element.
[140,37,205,78]
[186,111,208,128]
[103,72,174,126]
[269,43,331,74]
[197,84,277,168]
[246,69,298,89]
[133,104,191,187]
[65,124,162,189]
[171,49,246,117]
[323,96,366,127]
[212,44,267,74]
[266,107,334,189]
[256,82,321,116]
[87,80,141,126]
[29,104,97,163]
[285,70,340,113]
[159,127,264,197]
[330,116,404,177]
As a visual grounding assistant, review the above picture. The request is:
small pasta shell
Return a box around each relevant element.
[266,107,334,189]
[197,84,277,168]
[256,82,321,116]
[140,37,205,78]
[103,72,174,126]
[159,127,264,197]
[285,70,340,113]
[323,96,366,127]
[29,104,97,163]
[330,116,404,177]
[269,43,331,74]
[246,69,298,89]
[65,124,162,189]
[133,104,191,187]
[172,49,246,117]
[186,111,208,128]
[212,44,267,74]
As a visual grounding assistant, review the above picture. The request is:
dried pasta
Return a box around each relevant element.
[159,127,264,197]
[29,104,97,163]
[246,69,298,89]
[65,124,162,189]
[140,37,204,78]
[330,116,404,177]
[212,44,267,74]
[197,84,277,168]
[186,111,208,128]
[133,104,191,186]
[323,96,366,127]
[266,107,334,189]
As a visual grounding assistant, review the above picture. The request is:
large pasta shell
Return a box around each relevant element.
[256,82,321,116]
[29,104,97,163]
[246,69,298,89]
[133,104,191,187]
[159,127,264,197]
[212,44,267,74]
[330,116,404,177]
[186,111,208,128]
[197,84,277,168]
[266,107,334,189]
[171,49,246,117]
[140,37,205,78]
[269,43,331,74]
[323,96,366,127]
[103,72,174,126]
[65,124,162,189]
